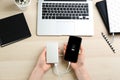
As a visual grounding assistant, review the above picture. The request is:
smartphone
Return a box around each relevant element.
[64,36,82,63]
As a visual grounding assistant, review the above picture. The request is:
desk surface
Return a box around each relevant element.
[0,0,120,80]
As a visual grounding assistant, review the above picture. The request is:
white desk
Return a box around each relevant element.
[0,0,120,80]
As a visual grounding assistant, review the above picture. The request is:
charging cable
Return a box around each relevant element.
[111,32,115,43]
[53,61,71,80]
[54,62,71,75]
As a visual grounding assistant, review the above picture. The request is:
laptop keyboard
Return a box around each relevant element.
[42,3,89,20]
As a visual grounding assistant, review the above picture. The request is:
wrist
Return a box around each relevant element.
[34,66,45,74]
[71,63,85,71]
[73,65,85,72]
[74,66,91,80]
[29,67,44,80]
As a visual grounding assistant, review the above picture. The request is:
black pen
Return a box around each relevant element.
[101,32,116,53]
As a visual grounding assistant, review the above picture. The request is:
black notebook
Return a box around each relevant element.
[0,13,31,47]
[96,0,110,34]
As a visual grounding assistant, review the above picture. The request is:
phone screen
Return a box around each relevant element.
[64,36,82,63]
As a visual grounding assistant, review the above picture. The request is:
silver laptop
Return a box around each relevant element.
[37,0,94,36]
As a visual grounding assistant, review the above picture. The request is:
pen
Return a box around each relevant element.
[101,32,116,53]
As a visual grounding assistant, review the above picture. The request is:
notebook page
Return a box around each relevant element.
[106,0,120,33]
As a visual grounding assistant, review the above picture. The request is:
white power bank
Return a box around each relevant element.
[46,42,58,63]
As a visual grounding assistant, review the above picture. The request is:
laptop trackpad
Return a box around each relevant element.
[56,21,75,35]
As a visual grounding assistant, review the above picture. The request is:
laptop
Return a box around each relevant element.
[37,0,94,36]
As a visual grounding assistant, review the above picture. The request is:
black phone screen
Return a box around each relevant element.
[64,36,82,63]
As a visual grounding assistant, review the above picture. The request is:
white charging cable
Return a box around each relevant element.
[54,62,71,75]
[53,61,71,80]
[111,32,115,43]
[54,63,61,80]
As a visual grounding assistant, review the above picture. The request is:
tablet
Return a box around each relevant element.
[0,13,31,47]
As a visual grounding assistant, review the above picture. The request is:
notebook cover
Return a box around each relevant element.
[0,13,31,47]
[96,0,111,34]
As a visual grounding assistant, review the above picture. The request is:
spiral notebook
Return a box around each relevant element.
[0,13,31,47]
[96,0,120,34]
[106,0,120,33]
[96,1,116,53]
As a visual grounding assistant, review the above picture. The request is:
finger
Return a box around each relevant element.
[37,48,46,65]
[63,44,67,55]
[80,46,84,54]
[64,44,67,50]
[78,46,85,59]
[40,47,47,57]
